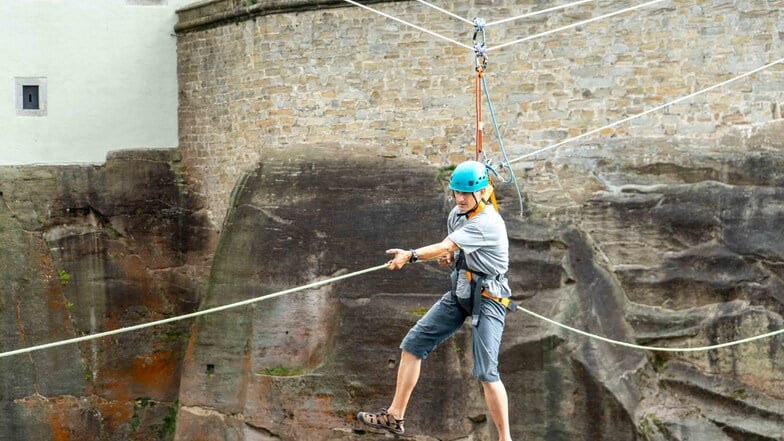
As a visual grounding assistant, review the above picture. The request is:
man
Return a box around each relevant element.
[357,160,513,441]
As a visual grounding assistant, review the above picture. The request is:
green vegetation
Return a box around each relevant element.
[155,402,178,440]
[436,165,456,183]
[130,397,153,429]
[57,269,71,286]
[257,366,304,376]
[130,397,178,440]
[650,352,669,373]
[164,325,190,343]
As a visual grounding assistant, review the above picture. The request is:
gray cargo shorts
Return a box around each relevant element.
[400,291,506,382]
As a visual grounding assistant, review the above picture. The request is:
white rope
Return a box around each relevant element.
[487,0,665,52]
[0,263,389,359]
[413,0,475,26]
[516,304,784,352]
[484,0,594,27]
[341,0,473,51]
[2,258,783,358]
[508,57,784,164]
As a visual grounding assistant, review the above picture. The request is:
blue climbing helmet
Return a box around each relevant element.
[449,160,489,192]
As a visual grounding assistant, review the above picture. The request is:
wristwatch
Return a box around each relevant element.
[408,249,418,263]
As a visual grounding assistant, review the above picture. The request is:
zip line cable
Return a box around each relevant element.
[341,0,630,55]
[411,0,595,29]
[508,56,784,164]
[484,0,594,27]
[341,0,472,50]
[487,0,665,52]
[0,263,389,359]
[413,0,474,26]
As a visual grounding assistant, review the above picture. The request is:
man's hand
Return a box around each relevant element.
[437,252,454,267]
[385,248,412,270]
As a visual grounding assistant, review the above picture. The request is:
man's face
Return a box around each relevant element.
[454,190,481,213]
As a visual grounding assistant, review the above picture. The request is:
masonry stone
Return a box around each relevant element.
[174,0,783,228]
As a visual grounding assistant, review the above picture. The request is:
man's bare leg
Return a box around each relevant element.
[387,349,421,420]
[483,380,512,441]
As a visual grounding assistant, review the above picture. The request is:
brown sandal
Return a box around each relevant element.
[356,408,405,435]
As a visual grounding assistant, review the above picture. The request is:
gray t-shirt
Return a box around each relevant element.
[447,204,511,299]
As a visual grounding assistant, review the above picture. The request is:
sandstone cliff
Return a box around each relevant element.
[175,122,784,441]
[0,150,215,441]
[2,124,784,440]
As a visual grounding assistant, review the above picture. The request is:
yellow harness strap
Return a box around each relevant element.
[481,291,512,308]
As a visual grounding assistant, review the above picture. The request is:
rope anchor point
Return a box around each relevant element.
[472,17,488,71]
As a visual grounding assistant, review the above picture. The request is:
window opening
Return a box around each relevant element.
[15,77,47,116]
[22,85,39,110]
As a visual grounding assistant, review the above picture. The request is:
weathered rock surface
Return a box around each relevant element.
[0,150,215,441]
[176,122,784,441]
[3,123,784,440]
[176,146,468,440]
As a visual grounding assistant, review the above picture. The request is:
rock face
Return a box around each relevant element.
[508,121,784,441]
[3,123,784,440]
[0,150,215,441]
[175,146,464,440]
[175,123,784,441]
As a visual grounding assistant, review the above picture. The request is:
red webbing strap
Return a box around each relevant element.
[475,69,483,160]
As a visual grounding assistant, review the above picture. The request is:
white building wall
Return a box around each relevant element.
[0,0,195,165]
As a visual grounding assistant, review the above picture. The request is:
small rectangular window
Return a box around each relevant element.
[22,85,39,110]
[15,77,47,117]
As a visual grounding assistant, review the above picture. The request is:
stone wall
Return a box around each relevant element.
[176,0,783,229]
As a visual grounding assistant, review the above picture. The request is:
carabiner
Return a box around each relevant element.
[472,18,488,72]
[472,17,486,47]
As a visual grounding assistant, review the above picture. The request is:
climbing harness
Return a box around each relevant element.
[447,197,519,328]
[451,247,518,328]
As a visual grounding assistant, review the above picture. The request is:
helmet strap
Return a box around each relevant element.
[456,191,485,218]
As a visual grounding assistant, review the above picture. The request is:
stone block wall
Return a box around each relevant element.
[176,0,783,228]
